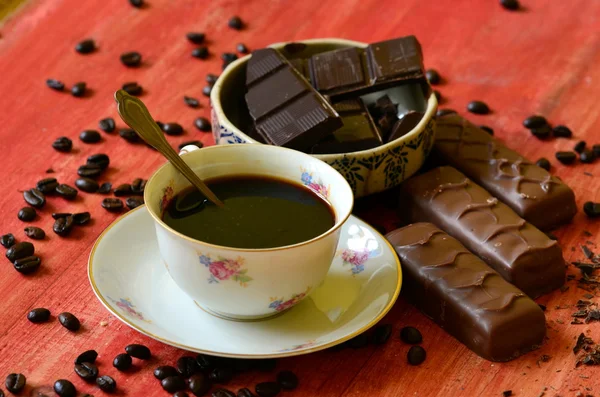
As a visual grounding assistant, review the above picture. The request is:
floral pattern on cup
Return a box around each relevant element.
[199,253,253,286]
[278,339,319,352]
[301,169,330,199]
[339,248,374,275]
[109,297,151,323]
[269,286,312,312]
[159,179,175,214]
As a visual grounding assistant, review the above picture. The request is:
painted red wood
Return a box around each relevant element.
[0,0,599,395]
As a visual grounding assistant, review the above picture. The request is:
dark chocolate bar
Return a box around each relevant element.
[434,114,577,230]
[386,223,546,362]
[399,166,565,298]
[387,111,424,142]
[245,48,342,150]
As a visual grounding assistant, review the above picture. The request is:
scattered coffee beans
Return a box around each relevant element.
[348,333,369,348]
[276,371,298,390]
[161,376,186,393]
[255,382,281,397]
[162,122,184,136]
[71,82,87,97]
[121,51,142,67]
[209,367,233,384]
[500,0,520,10]
[76,178,100,193]
[54,379,76,397]
[52,137,73,152]
[400,326,423,344]
[256,359,277,372]
[580,149,596,164]
[78,163,104,178]
[53,215,74,236]
[425,68,440,85]
[125,343,151,359]
[189,373,211,396]
[184,96,200,108]
[5,373,26,393]
[37,177,59,194]
[58,312,80,331]
[6,241,34,262]
[479,125,494,135]
[0,233,15,248]
[129,0,144,7]
[221,52,238,63]
[202,85,212,97]
[531,125,552,139]
[73,212,91,225]
[114,183,132,196]
[154,366,179,380]
[213,389,236,397]
[535,157,551,171]
[574,140,586,153]
[74,362,99,381]
[552,125,572,138]
[102,198,124,212]
[372,323,393,345]
[24,226,45,240]
[75,39,95,54]
[126,197,144,210]
[433,90,441,102]
[206,73,218,85]
[192,47,209,59]
[583,202,600,218]
[23,188,46,208]
[177,356,201,377]
[466,100,490,115]
[122,82,143,96]
[179,140,203,151]
[407,345,427,365]
[593,144,600,157]
[75,349,98,364]
[131,178,146,194]
[436,108,456,117]
[186,32,205,44]
[56,184,78,200]
[98,182,112,194]
[27,308,50,323]
[555,151,577,165]
[99,117,116,133]
[228,16,243,30]
[96,375,117,393]
[14,255,41,274]
[80,129,102,143]
[119,128,140,143]
[18,207,37,222]
[47,79,65,91]
[87,153,110,170]
[196,354,217,372]
[523,115,547,129]
[237,43,249,53]
[194,117,211,132]
[238,388,256,397]
[113,353,133,371]
[174,392,189,397]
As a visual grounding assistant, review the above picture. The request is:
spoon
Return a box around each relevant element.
[114,89,224,207]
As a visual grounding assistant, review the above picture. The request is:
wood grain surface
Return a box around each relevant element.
[1,0,600,396]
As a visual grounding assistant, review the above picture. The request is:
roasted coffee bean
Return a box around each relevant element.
[14,255,41,274]
[102,198,124,212]
[228,16,243,30]
[37,177,59,194]
[96,375,116,393]
[479,125,494,135]
[18,207,37,221]
[75,39,95,54]
[179,140,203,151]
[574,140,587,153]
[583,201,600,218]
[71,82,87,97]
[221,52,238,63]
[348,333,369,348]
[99,117,116,133]
[24,188,46,208]
[206,73,218,85]
[581,149,596,164]
[52,136,73,152]
[400,326,423,344]
[0,233,15,248]
[56,184,78,200]
[87,153,110,170]
[125,343,151,359]
[186,32,205,44]
[531,124,552,139]
[196,354,217,372]
[189,373,211,396]
[276,371,298,390]
[58,312,80,331]
[213,389,236,397]
[27,308,50,323]
[466,100,489,115]
[5,373,26,393]
[126,197,144,210]
[184,96,200,108]
[194,117,211,132]
[238,388,256,397]
[425,68,441,85]
[523,115,547,129]
[552,125,572,138]
[80,129,102,143]
[436,108,456,117]
[256,358,277,372]
[161,376,186,393]
[202,85,212,97]
[372,323,393,345]
[120,128,140,143]
[433,90,441,102]
[535,157,551,171]
[407,345,427,365]
[129,0,144,7]
[131,178,146,194]
[54,379,76,397]
[53,215,74,236]
[113,353,133,371]
[255,382,280,397]
[209,367,233,384]
[177,356,201,377]
[555,151,577,165]
[500,0,519,10]
[76,177,100,193]
[47,79,65,91]
[231,359,252,373]
[6,241,34,262]
[121,51,142,67]
[154,365,179,380]
[24,226,45,240]
[175,392,189,397]
[114,183,132,196]
[75,349,98,364]
[73,212,91,225]
[236,43,249,54]
[78,163,103,178]
[98,182,112,194]
[122,82,142,96]
[162,122,184,136]
[593,144,600,158]
[74,360,98,379]
[192,46,209,59]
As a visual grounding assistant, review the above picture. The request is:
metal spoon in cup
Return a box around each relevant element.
[114,90,224,207]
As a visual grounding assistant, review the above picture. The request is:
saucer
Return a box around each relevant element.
[88,206,402,358]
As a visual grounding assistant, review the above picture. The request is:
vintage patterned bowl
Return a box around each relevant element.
[210,38,438,198]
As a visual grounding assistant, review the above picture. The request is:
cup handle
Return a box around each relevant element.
[179,144,201,155]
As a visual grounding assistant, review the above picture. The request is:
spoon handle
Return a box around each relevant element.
[114,90,224,207]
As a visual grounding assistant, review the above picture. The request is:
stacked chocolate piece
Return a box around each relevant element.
[244,35,430,154]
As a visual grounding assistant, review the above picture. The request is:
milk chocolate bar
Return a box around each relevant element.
[245,49,342,150]
[386,223,546,362]
[434,114,577,230]
[399,166,565,298]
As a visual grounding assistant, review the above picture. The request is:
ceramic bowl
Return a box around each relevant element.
[210,38,438,198]
[144,144,353,321]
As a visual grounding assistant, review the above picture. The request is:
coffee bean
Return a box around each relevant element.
[163,122,184,136]
[236,43,249,54]
[531,124,552,139]
[75,39,95,54]
[113,353,132,371]
[53,215,74,236]
[71,82,87,97]
[238,388,256,397]
[131,178,146,194]
[584,201,600,218]
[37,177,59,194]
[80,129,102,143]
[192,46,209,59]
[467,100,490,115]
[372,323,393,345]
[18,207,37,222]
[14,255,41,274]
[120,128,140,143]
[74,361,98,381]
[154,366,178,380]
[24,226,45,240]
[500,0,520,11]
[125,343,151,359]
[194,354,216,372]
[130,0,144,6]
[425,68,441,85]
[228,16,243,30]
[177,356,201,377]
[24,188,46,208]
[433,90,441,102]
[202,85,212,97]
[175,393,190,397]
[186,32,205,44]
[47,79,65,91]
[551,125,572,138]
[78,163,104,178]
[194,117,211,132]
[121,51,142,67]
[6,241,34,262]
[87,153,110,170]
[593,144,600,158]
[255,382,280,397]
[400,326,423,344]
[99,117,116,133]
[276,371,298,390]
[98,182,112,194]
[73,212,91,225]
[407,345,427,365]
[179,140,203,151]
[75,349,98,364]
[581,149,596,164]
[555,151,577,165]
[114,183,132,196]
[27,308,50,323]
[436,108,456,117]
[56,184,78,200]
[256,358,277,372]
[213,389,236,397]
[574,140,586,153]
[58,312,80,331]
[206,74,218,85]
[102,198,124,212]
[479,125,494,135]
[535,157,551,171]
[76,178,100,193]
[52,136,73,152]
[0,233,15,248]
[209,367,233,384]
[189,373,211,396]
[523,115,547,129]
[5,373,26,393]
[161,376,186,393]
[221,52,238,63]
[54,379,76,397]
[126,197,144,210]
[122,82,143,96]
[96,375,116,393]
[348,332,369,348]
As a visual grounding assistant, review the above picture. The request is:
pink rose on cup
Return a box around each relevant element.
[342,249,369,266]
[209,259,240,280]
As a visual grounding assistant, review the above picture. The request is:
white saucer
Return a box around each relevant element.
[88,206,402,358]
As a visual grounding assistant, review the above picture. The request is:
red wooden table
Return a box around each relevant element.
[1,0,600,396]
